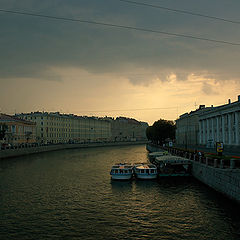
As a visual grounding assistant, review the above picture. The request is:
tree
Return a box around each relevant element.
[0,124,8,140]
[146,119,176,144]
[146,126,155,141]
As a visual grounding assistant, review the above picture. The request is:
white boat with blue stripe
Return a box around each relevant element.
[110,163,133,180]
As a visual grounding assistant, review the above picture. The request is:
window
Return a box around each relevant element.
[11,125,16,133]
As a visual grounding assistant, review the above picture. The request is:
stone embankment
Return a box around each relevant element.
[0,141,147,160]
[147,143,240,204]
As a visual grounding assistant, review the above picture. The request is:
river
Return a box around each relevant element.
[0,145,240,240]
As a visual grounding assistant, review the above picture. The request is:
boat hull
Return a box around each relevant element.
[111,174,133,180]
[134,173,158,180]
[159,173,191,177]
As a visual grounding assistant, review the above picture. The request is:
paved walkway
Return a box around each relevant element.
[174,145,240,157]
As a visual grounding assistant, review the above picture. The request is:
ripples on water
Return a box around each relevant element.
[0,145,240,240]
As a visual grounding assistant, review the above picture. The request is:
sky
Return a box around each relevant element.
[1,0,240,125]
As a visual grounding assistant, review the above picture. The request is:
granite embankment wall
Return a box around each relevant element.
[191,161,240,203]
[146,143,240,204]
[0,141,147,160]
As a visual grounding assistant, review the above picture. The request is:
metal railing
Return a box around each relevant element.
[148,143,240,170]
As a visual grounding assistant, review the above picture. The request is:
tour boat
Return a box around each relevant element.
[133,163,158,179]
[110,163,133,180]
[156,156,191,177]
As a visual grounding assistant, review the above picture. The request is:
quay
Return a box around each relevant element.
[0,141,147,160]
[147,143,240,204]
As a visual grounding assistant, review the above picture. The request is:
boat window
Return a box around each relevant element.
[124,170,128,173]
[115,170,118,174]
[141,169,144,173]
[120,169,123,174]
[151,169,155,173]
[146,169,149,174]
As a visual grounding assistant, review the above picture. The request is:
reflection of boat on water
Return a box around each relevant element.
[110,179,133,192]
[155,156,191,177]
[110,163,133,180]
[133,163,158,179]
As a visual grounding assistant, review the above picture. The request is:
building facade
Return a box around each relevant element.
[108,117,148,142]
[16,112,111,144]
[175,106,212,148]
[16,113,148,144]
[199,97,240,147]
[0,113,36,146]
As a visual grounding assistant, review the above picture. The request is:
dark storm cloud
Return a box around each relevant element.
[1,0,240,83]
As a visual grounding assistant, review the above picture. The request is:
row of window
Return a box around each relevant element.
[41,133,110,138]
[39,128,110,133]
[111,169,157,174]
[111,169,133,174]
[23,115,108,124]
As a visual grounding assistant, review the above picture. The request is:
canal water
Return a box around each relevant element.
[0,145,240,240]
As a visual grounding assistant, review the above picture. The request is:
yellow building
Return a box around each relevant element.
[0,113,36,146]
[16,112,111,144]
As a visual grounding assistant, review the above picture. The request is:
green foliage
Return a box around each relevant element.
[0,124,8,140]
[146,119,176,144]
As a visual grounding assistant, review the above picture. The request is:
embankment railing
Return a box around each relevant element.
[148,143,240,170]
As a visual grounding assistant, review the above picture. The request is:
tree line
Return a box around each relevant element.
[146,119,176,144]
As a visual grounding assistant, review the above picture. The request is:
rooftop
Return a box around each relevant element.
[0,113,36,125]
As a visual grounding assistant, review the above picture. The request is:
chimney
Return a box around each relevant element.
[228,99,231,104]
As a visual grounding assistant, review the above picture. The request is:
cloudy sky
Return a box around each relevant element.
[1,0,240,124]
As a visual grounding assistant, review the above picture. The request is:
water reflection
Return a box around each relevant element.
[110,179,133,193]
[1,145,240,240]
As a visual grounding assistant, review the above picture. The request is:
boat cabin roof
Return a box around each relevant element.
[112,163,132,169]
[135,164,157,169]
[149,151,168,156]
[155,155,191,164]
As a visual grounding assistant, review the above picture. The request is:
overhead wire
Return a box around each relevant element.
[117,0,240,24]
[72,102,196,113]
[0,8,240,46]
[76,107,179,113]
